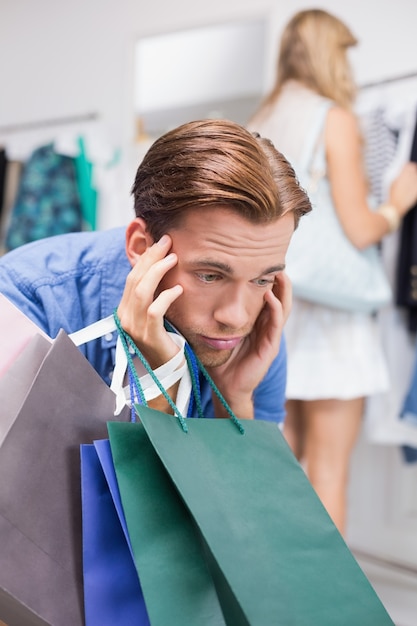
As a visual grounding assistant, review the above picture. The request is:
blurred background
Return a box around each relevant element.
[1,1,417,624]
[1,0,416,227]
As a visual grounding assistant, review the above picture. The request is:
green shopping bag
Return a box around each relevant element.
[107,420,227,626]
[109,406,394,626]
[109,311,394,625]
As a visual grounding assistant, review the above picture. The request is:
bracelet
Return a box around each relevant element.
[377,204,401,233]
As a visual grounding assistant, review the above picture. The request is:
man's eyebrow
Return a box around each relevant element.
[262,264,286,274]
[188,259,285,274]
[188,259,233,273]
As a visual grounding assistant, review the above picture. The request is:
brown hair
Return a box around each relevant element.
[132,119,311,239]
[254,8,357,117]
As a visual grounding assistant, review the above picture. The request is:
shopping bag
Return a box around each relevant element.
[109,406,395,626]
[0,329,130,626]
[0,293,51,378]
[80,440,150,626]
[0,333,51,448]
[107,420,227,626]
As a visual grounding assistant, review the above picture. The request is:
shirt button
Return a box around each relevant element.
[105,333,113,342]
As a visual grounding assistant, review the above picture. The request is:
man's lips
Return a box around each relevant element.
[199,335,243,350]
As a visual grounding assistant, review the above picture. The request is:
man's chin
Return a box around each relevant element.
[193,347,233,369]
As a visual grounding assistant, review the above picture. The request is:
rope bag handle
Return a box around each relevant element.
[113,310,245,434]
[69,314,190,417]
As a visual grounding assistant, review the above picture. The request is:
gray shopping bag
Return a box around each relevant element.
[0,330,130,626]
[0,293,51,378]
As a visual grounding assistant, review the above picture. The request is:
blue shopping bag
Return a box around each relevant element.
[80,440,150,626]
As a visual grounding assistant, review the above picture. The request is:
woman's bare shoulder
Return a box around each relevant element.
[325,106,361,156]
[326,106,359,137]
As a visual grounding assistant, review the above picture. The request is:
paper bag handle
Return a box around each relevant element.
[68,315,117,346]
[69,315,191,418]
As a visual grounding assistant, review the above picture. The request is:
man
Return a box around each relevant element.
[0,119,310,421]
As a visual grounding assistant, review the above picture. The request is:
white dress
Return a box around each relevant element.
[248,81,390,400]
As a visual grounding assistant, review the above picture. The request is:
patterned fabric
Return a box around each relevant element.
[360,107,398,205]
[5,144,82,251]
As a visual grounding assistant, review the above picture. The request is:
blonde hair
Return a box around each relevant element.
[257,9,357,113]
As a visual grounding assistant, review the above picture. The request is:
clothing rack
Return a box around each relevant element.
[0,112,99,134]
[360,70,417,90]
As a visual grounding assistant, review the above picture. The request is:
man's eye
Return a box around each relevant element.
[197,273,220,283]
[255,278,275,287]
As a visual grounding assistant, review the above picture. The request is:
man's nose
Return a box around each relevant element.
[213,287,251,329]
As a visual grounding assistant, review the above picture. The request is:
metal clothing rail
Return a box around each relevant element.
[360,70,417,90]
[0,112,99,134]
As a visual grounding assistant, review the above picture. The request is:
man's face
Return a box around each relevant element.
[158,206,295,368]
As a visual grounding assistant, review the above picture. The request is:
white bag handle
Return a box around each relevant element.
[111,331,191,415]
[69,315,192,416]
[68,314,116,346]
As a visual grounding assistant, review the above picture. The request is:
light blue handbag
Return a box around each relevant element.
[285,100,392,313]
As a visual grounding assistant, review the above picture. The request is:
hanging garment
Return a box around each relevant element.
[4,143,83,251]
[74,136,98,231]
[399,319,417,463]
[363,102,417,450]
[360,106,398,205]
[395,110,417,332]
[393,105,417,461]
[0,158,23,253]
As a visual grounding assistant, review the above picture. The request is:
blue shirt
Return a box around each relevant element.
[0,227,287,422]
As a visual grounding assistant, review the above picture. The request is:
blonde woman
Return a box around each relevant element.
[248,9,417,534]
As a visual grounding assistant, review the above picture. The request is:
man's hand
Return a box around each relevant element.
[116,235,183,369]
[207,272,292,419]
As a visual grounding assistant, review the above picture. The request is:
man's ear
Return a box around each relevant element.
[125,218,154,266]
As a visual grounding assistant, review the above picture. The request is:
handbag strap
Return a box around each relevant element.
[113,310,245,434]
[298,99,333,176]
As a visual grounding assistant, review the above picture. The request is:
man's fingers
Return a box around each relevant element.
[131,253,178,302]
[147,284,183,323]
[126,236,173,285]
[117,248,178,338]
[273,272,292,324]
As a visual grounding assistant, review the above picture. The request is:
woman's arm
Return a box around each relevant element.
[325,106,417,249]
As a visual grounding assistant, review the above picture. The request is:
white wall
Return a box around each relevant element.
[1,0,417,150]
